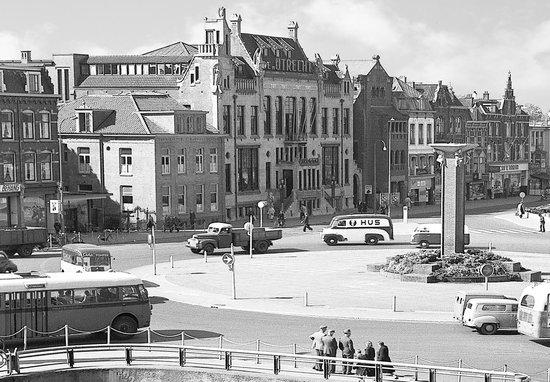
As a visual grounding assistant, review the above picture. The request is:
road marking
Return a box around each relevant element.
[470,228,537,234]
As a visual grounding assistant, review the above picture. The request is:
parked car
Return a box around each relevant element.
[453,290,516,321]
[0,251,18,273]
[410,223,470,248]
[462,298,518,335]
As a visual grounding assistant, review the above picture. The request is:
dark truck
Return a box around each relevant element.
[186,222,282,255]
[0,227,48,257]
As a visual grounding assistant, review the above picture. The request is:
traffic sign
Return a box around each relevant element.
[221,253,235,266]
[479,264,494,277]
[257,201,268,208]
[519,192,526,199]
[244,222,254,233]
[364,185,372,195]
[49,200,61,214]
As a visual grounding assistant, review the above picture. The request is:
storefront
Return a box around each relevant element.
[466,180,486,200]
[0,183,57,230]
[0,184,22,227]
[488,162,529,198]
[409,176,435,205]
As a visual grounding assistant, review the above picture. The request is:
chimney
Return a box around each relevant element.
[288,21,299,41]
[21,50,31,64]
[483,91,489,100]
[230,14,242,36]
[438,80,442,86]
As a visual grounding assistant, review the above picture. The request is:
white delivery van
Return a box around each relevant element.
[321,214,393,246]
[462,298,519,335]
[453,290,516,321]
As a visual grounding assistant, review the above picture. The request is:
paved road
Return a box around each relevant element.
[10,209,550,376]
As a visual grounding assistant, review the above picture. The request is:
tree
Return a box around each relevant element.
[523,103,547,123]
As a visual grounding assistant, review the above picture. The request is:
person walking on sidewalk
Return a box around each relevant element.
[338,329,355,374]
[539,213,546,232]
[302,211,313,232]
[310,325,327,371]
[321,329,338,374]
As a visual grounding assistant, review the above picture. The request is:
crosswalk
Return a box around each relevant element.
[469,227,539,235]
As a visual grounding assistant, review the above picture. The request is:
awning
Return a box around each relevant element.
[531,173,550,180]
[63,193,111,203]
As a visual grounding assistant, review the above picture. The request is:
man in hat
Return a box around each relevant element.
[310,325,327,371]
[322,329,338,373]
[338,329,355,374]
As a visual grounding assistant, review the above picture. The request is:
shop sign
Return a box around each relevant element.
[488,163,528,173]
[0,183,22,193]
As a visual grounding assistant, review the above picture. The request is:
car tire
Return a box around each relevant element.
[325,237,338,246]
[365,236,379,245]
[420,240,430,249]
[203,244,215,256]
[242,246,250,252]
[254,240,269,254]
[479,323,498,335]
[111,315,138,339]
[18,245,33,258]
[190,249,201,254]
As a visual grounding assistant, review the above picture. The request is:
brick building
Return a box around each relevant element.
[529,120,550,195]
[58,93,224,231]
[0,56,60,231]
[353,56,408,212]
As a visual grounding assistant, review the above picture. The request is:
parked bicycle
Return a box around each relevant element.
[97,229,114,243]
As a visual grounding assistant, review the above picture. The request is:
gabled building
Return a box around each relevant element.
[353,56,408,213]
[58,93,224,231]
[0,58,60,231]
[392,77,436,205]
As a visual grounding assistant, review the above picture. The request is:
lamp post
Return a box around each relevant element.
[373,140,387,213]
[387,118,394,217]
[331,176,336,210]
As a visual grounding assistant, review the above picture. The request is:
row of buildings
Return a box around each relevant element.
[1,7,547,232]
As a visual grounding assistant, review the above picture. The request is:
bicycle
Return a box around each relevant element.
[97,229,114,243]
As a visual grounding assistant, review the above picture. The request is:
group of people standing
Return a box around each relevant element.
[309,325,394,376]
[516,202,546,232]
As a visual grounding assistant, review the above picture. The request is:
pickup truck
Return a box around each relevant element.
[0,227,48,257]
[186,222,282,255]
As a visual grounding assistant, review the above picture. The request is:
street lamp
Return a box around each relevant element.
[373,140,387,213]
[387,118,394,218]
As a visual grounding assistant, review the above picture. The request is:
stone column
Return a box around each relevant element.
[430,144,476,256]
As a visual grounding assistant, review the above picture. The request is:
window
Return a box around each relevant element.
[28,73,40,93]
[418,123,424,145]
[24,153,36,181]
[225,163,232,193]
[222,105,231,134]
[275,96,283,135]
[186,116,194,132]
[178,185,186,214]
[322,146,339,185]
[427,123,432,144]
[78,112,92,132]
[250,106,258,136]
[22,111,34,139]
[195,148,204,173]
[480,304,506,312]
[119,148,132,175]
[40,153,52,181]
[196,185,204,213]
[343,108,350,135]
[344,159,349,184]
[310,98,317,135]
[284,97,295,138]
[263,96,272,135]
[332,108,339,134]
[78,147,91,174]
[177,149,186,173]
[1,111,13,139]
[210,184,218,211]
[162,186,171,215]
[209,148,218,173]
[409,124,416,145]
[3,153,15,182]
[238,147,259,191]
[298,97,306,135]
[78,184,92,192]
[321,108,328,134]
[37,112,51,139]
[435,117,443,135]
[237,106,245,136]
[121,186,133,211]
[520,295,535,308]
[161,150,170,174]
[344,81,350,94]
[266,162,271,189]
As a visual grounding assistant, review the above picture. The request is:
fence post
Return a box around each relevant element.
[179,348,186,367]
[147,327,151,344]
[106,326,111,345]
[303,291,308,307]
[224,351,231,370]
[64,325,69,347]
[414,355,419,381]
[67,348,75,368]
[125,347,132,365]
[293,344,297,368]
[170,255,174,268]
[392,295,397,312]
[218,335,223,360]
[22,326,27,351]
[429,369,436,382]
[273,355,280,375]
[457,359,463,382]
[256,339,261,364]
[181,331,185,347]
[547,368,550,382]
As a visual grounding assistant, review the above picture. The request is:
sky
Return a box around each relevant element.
[2,0,550,112]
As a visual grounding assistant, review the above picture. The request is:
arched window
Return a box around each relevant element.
[1,110,14,139]
[401,150,406,164]
[22,110,35,139]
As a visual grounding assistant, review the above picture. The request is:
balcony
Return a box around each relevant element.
[235,78,256,94]
[196,44,221,56]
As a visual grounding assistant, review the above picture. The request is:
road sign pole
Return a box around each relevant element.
[230,244,236,299]
[485,276,488,291]
[249,215,253,259]
[152,225,157,275]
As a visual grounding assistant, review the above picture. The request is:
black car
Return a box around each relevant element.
[0,250,18,273]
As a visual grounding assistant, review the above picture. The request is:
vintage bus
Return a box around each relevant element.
[410,224,470,248]
[61,244,112,272]
[321,214,394,245]
[0,272,151,339]
[517,282,550,339]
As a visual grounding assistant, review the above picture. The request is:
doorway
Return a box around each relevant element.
[283,170,293,198]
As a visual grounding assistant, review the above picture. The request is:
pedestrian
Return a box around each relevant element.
[376,341,395,375]
[404,196,412,210]
[338,329,355,374]
[516,202,525,218]
[302,212,313,232]
[354,349,368,376]
[321,329,338,374]
[310,325,327,371]
[277,210,285,227]
[146,216,155,232]
[540,213,546,232]
[267,206,275,222]
[364,341,376,377]
[54,220,62,235]
[189,210,196,230]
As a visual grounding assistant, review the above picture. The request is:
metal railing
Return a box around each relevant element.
[2,343,526,382]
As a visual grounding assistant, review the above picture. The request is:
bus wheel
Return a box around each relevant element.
[18,245,33,258]
[203,244,215,256]
[254,240,269,254]
[325,237,338,246]
[112,315,138,338]
[419,240,430,249]
[365,236,379,245]
[479,323,497,335]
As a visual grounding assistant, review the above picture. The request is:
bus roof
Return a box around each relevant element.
[62,244,111,255]
[0,271,142,292]
[332,214,391,221]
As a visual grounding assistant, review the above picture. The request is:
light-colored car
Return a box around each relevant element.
[462,298,518,335]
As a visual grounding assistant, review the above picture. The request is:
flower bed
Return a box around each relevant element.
[382,249,521,282]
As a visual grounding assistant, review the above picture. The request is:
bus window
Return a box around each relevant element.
[138,284,148,301]
[74,288,96,304]
[521,295,535,308]
[512,304,518,312]
[90,254,111,267]
[97,287,118,302]
[121,286,140,301]
[51,290,74,305]
[481,304,506,312]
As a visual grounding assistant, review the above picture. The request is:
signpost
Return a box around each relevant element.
[222,246,236,299]
[244,217,254,258]
[148,223,157,275]
[479,264,494,291]
[519,191,526,203]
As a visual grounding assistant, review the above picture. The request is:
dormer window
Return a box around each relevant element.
[77,111,92,132]
[28,73,40,93]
